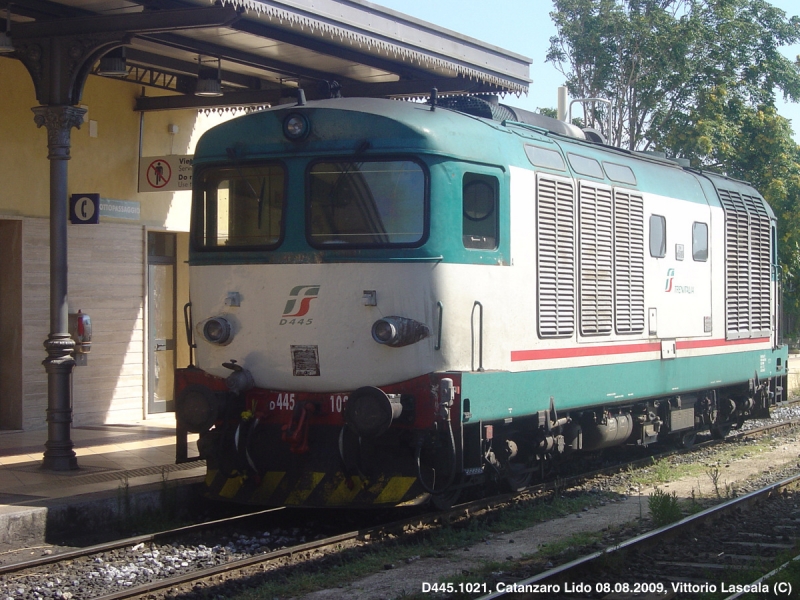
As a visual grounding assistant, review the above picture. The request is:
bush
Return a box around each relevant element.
[648,488,682,527]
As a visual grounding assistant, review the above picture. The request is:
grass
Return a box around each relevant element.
[648,488,682,526]
[627,456,700,486]
[221,433,793,599]
[227,492,615,600]
[693,553,800,600]
[401,530,607,600]
[624,436,779,489]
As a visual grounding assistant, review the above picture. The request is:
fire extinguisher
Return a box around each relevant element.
[69,310,92,354]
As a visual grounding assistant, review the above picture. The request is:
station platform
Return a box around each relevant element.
[0,416,204,548]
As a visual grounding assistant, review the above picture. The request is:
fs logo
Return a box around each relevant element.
[282,285,320,318]
[664,268,675,292]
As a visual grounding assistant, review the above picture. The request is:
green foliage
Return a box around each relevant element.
[538,106,559,119]
[232,492,615,600]
[548,0,800,335]
[548,0,800,150]
[648,488,683,526]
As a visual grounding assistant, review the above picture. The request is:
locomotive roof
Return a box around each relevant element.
[194,96,773,216]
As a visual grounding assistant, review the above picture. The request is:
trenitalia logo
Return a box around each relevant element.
[282,285,320,317]
[665,268,675,292]
[664,268,695,294]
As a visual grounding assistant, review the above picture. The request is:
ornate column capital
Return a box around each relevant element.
[32,105,87,160]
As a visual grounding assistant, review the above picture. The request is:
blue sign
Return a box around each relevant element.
[70,194,100,224]
[99,198,140,221]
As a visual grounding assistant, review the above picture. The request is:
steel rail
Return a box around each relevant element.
[477,472,800,599]
[92,529,366,600]
[6,415,797,597]
[0,506,285,576]
[723,554,800,600]
[86,418,800,600]
[90,494,535,600]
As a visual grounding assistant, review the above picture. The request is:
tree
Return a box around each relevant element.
[547,0,800,151]
[547,0,800,337]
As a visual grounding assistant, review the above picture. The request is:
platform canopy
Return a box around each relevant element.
[2,0,532,111]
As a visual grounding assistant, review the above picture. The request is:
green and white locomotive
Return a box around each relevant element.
[175,94,788,507]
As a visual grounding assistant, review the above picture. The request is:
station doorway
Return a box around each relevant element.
[147,231,176,414]
[0,220,22,429]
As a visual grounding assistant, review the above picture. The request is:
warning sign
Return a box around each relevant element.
[146,159,171,188]
[138,155,193,193]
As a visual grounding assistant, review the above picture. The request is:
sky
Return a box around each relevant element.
[373,0,800,141]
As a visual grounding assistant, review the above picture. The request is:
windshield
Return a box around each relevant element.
[307,160,426,247]
[196,164,285,249]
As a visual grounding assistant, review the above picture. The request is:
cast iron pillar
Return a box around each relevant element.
[33,105,86,471]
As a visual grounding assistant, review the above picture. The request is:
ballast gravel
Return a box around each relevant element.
[0,529,310,600]
[2,403,799,600]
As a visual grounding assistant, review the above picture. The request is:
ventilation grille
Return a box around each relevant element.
[718,188,771,338]
[613,189,645,333]
[579,183,614,334]
[537,175,576,337]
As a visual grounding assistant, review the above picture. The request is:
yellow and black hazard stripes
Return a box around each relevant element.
[285,472,326,504]
[204,468,423,507]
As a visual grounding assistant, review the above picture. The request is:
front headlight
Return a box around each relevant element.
[371,316,429,347]
[372,319,397,344]
[283,113,310,140]
[202,316,233,345]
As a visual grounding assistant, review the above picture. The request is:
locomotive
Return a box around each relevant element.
[175,93,788,508]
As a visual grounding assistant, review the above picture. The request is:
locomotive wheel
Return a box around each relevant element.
[431,486,462,510]
[678,430,697,449]
[710,422,732,440]
[505,462,534,492]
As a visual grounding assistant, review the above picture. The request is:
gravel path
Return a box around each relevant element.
[296,420,800,600]
[4,406,798,600]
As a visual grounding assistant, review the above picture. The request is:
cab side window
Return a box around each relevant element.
[649,214,666,258]
[692,222,708,261]
[463,173,498,249]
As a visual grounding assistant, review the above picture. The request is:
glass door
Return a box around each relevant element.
[148,232,176,414]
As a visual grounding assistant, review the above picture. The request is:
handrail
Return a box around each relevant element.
[569,97,612,141]
[436,301,443,351]
[183,301,196,367]
[471,301,484,372]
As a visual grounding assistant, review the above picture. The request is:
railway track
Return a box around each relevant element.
[2,415,798,600]
[478,474,800,600]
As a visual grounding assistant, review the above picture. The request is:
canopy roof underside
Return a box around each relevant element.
[2,0,532,111]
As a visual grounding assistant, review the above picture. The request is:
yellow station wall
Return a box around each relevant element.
[0,56,227,429]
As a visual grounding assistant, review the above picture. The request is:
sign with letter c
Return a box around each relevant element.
[70,193,100,224]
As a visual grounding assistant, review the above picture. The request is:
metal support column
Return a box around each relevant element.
[7,4,240,471]
[32,105,86,471]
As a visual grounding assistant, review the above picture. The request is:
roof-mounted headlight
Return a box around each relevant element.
[283,113,309,140]
[371,316,430,348]
[202,316,233,345]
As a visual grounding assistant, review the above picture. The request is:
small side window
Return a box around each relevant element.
[649,215,666,258]
[692,222,708,261]
[463,173,498,250]
[603,162,637,185]
[525,145,566,171]
[567,153,604,179]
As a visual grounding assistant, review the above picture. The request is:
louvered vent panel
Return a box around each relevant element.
[613,189,645,333]
[718,188,772,338]
[537,175,575,337]
[718,188,749,336]
[579,183,613,334]
[743,194,771,335]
